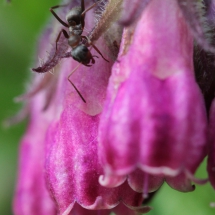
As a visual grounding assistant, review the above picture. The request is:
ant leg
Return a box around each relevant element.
[81,2,97,16]
[54,29,69,52]
[80,0,102,28]
[81,0,102,16]
[91,55,99,64]
[81,0,85,13]
[91,44,109,62]
[81,35,109,62]
[50,5,69,27]
[68,80,86,103]
[84,64,92,67]
[68,64,86,103]
[68,64,81,80]
[80,0,86,29]
[91,57,95,64]
[51,29,69,62]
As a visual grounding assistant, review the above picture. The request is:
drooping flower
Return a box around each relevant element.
[13,0,152,214]
[14,0,215,214]
[44,59,151,215]
[98,0,208,194]
[13,12,59,215]
[13,85,57,215]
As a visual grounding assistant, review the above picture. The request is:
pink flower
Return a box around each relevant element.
[14,0,215,214]
[13,1,151,214]
[13,88,57,215]
[44,59,150,215]
[98,0,208,193]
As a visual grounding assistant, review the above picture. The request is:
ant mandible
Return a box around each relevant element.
[50,0,109,102]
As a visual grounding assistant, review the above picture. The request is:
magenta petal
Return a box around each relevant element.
[100,69,207,175]
[69,203,110,215]
[13,93,56,215]
[208,99,215,189]
[128,169,164,193]
[99,0,207,188]
[99,174,127,188]
[45,102,148,213]
[166,173,195,192]
[70,202,151,215]
[139,71,207,175]
[69,203,151,215]
[113,203,151,215]
[45,56,147,213]
[45,108,120,212]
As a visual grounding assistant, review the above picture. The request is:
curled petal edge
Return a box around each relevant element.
[124,203,152,214]
[185,170,208,185]
[62,199,151,215]
[99,175,127,188]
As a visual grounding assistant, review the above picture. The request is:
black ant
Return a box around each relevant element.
[50,0,109,102]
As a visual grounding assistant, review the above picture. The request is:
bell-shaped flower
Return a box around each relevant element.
[98,0,208,193]
[44,57,151,214]
[13,0,152,214]
[13,89,57,215]
[13,10,59,215]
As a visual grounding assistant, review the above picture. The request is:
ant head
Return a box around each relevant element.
[71,44,94,65]
[66,6,82,26]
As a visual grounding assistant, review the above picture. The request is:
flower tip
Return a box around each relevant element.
[82,196,116,210]
[99,174,126,188]
[143,192,148,199]
[185,170,208,185]
[125,204,152,214]
[166,173,196,192]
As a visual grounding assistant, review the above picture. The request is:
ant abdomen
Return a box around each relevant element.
[71,45,94,65]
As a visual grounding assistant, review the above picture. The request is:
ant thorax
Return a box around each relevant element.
[68,33,81,48]
[69,25,83,36]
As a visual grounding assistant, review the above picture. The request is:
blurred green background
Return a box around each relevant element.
[0,1,58,214]
[0,0,214,215]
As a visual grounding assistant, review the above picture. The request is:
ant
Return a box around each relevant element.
[50,0,109,102]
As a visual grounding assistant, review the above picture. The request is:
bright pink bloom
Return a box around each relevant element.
[13,90,57,215]
[14,0,215,214]
[98,0,208,193]
[44,57,150,214]
[13,1,152,214]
